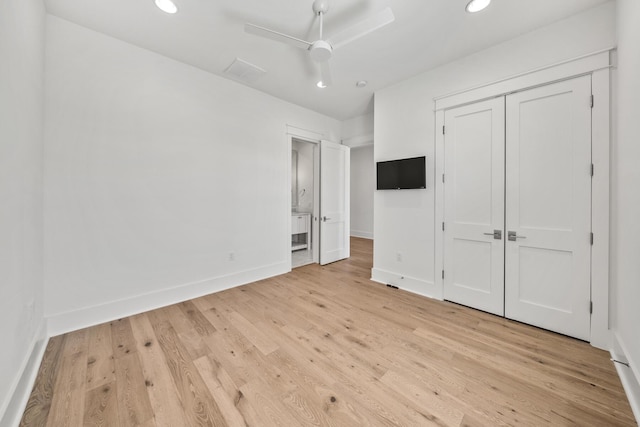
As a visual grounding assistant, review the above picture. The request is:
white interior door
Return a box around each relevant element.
[504,76,592,340]
[320,140,350,265]
[443,98,505,316]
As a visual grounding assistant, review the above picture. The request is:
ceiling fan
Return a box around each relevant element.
[244,0,394,88]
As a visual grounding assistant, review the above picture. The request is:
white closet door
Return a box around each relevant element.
[504,76,592,340]
[320,140,350,265]
[444,98,505,316]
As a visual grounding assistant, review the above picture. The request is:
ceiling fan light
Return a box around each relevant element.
[465,0,491,13]
[317,81,327,89]
[155,0,177,14]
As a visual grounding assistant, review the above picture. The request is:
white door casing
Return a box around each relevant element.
[320,140,350,265]
[443,98,506,316]
[504,76,592,341]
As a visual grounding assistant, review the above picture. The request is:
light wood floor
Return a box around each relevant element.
[20,238,635,426]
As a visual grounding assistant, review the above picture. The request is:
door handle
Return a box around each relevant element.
[508,231,526,241]
[483,230,502,240]
[322,216,331,222]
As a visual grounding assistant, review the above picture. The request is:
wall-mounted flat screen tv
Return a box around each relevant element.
[376,156,426,190]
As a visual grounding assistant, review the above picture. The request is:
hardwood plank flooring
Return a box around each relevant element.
[44,330,88,426]
[19,335,65,427]
[21,238,636,426]
[85,323,116,391]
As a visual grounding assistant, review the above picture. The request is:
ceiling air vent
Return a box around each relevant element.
[224,58,266,83]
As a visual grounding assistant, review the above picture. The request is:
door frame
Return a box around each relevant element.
[286,126,323,271]
[434,48,613,349]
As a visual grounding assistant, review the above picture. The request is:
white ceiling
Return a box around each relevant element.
[44,0,609,121]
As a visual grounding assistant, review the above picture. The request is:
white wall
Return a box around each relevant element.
[0,0,46,422]
[342,113,374,143]
[613,0,640,410]
[343,113,375,239]
[350,146,374,239]
[373,2,616,295]
[44,16,341,334]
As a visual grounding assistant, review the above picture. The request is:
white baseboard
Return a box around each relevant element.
[0,321,48,427]
[371,267,441,300]
[350,230,373,239]
[611,333,640,423]
[47,262,289,337]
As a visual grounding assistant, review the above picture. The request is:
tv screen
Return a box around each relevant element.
[376,156,426,190]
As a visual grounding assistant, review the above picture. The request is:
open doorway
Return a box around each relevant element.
[291,138,319,268]
[288,131,351,269]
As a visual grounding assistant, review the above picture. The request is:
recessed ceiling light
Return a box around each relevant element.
[466,0,491,13]
[155,0,177,14]
[356,80,368,88]
[317,81,327,89]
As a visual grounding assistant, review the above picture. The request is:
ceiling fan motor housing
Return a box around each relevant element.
[310,40,333,62]
[312,0,330,14]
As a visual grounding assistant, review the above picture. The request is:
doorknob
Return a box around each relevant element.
[483,230,502,240]
[322,216,331,222]
[508,231,527,241]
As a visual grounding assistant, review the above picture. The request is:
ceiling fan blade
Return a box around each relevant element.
[330,7,395,50]
[245,23,313,50]
[320,61,333,87]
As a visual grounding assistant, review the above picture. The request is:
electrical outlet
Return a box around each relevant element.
[228,252,235,261]
[396,252,402,262]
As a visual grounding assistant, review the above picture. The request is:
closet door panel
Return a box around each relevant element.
[443,98,505,316]
[505,75,592,341]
